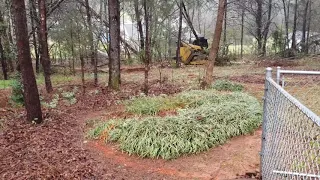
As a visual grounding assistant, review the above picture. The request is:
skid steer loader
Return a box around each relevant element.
[179,37,209,65]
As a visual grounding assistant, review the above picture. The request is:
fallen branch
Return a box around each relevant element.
[97,63,109,68]
[52,64,67,68]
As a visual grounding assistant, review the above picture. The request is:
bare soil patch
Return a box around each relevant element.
[121,66,145,73]
[229,74,265,84]
[255,59,299,68]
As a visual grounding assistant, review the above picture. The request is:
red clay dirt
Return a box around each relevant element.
[0,81,182,179]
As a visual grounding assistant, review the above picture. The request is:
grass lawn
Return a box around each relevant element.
[0,74,75,90]
[0,79,14,89]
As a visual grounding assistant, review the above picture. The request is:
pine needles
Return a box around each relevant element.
[89,90,262,160]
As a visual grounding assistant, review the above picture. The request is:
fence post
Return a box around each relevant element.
[276,66,281,85]
[260,67,272,178]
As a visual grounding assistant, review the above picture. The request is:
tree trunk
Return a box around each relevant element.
[301,0,309,54]
[189,7,195,42]
[256,0,263,56]
[108,0,121,90]
[0,37,8,80]
[143,0,151,94]
[204,0,225,87]
[291,0,298,53]
[0,10,8,80]
[167,17,172,57]
[12,0,42,123]
[76,19,85,94]
[4,38,14,72]
[176,0,183,67]
[3,1,14,72]
[124,45,131,60]
[38,0,53,93]
[58,42,63,64]
[29,0,40,74]
[240,7,245,59]
[80,54,85,94]
[181,1,199,42]
[262,0,273,56]
[233,32,237,55]
[84,0,98,86]
[134,0,145,50]
[306,0,311,54]
[70,27,76,75]
[133,0,145,66]
[223,0,227,56]
[6,0,14,52]
[282,0,290,52]
[197,1,201,35]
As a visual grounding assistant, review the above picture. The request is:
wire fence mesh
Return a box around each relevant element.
[277,67,320,115]
[261,68,320,180]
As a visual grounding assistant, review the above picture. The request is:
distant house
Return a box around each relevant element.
[302,34,320,54]
[101,18,204,57]
[119,20,204,50]
[121,22,140,51]
[287,31,320,53]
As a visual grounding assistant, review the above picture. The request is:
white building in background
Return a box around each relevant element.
[120,22,140,50]
[99,21,140,53]
[287,31,320,52]
[118,18,205,50]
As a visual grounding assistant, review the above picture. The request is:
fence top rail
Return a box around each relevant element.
[267,77,320,126]
[278,69,320,75]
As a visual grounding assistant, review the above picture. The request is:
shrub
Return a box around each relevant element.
[10,73,24,105]
[42,94,60,109]
[212,80,244,92]
[61,91,77,105]
[43,91,77,108]
[0,79,13,89]
[90,90,262,159]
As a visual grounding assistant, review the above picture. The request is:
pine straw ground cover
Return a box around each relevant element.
[0,81,182,179]
[89,86,262,160]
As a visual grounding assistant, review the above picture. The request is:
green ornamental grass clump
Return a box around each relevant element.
[89,90,262,160]
[124,95,187,115]
[212,80,244,92]
[10,73,24,105]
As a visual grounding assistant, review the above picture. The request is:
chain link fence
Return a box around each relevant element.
[261,67,320,179]
[276,67,320,115]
